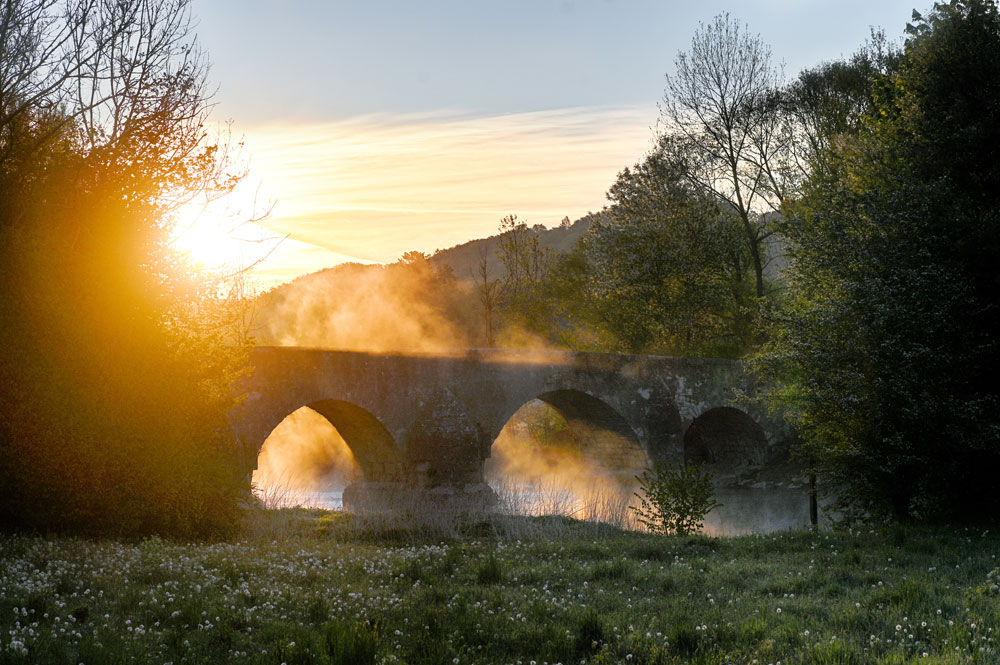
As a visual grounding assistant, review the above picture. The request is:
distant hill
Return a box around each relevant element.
[430,213,601,281]
[248,213,602,350]
[258,211,601,298]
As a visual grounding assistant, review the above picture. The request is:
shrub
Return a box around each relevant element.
[631,462,721,535]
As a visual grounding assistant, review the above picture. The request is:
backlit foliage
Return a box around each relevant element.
[0,0,249,538]
[631,462,721,536]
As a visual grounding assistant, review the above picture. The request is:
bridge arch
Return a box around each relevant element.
[486,389,648,508]
[534,390,642,450]
[256,400,404,484]
[683,406,768,472]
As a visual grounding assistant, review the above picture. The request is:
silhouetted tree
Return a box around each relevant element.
[474,246,501,347]
[497,214,550,305]
[756,0,1000,521]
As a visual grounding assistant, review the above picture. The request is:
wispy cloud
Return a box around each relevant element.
[240,105,656,284]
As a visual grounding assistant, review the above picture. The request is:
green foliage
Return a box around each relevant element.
[0,1,248,538]
[501,147,761,357]
[501,236,621,352]
[756,0,1000,521]
[983,568,1000,596]
[497,214,551,308]
[474,554,504,585]
[631,462,721,535]
[323,619,378,665]
[584,145,758,356]
[491,214,558,346]
[573,608,605,656]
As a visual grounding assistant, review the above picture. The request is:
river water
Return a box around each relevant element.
[702,487,821,536]
[257,484,823,535]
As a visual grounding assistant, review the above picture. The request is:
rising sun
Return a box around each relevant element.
[169,194,279,272]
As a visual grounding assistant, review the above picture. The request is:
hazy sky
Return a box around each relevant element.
[190,0,920,285]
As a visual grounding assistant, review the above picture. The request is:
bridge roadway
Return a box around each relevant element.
[230,347,792,509]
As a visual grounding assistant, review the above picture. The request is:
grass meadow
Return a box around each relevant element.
[0,508,998,665]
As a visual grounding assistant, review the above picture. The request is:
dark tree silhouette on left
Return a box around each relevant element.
[0,0,254,539]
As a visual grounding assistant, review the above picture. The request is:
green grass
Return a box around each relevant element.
[0,514,997,664]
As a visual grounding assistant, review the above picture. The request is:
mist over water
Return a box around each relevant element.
[485,399,646,525]
[252,408,360,509]
[702,488,817,536]
[252,400,816,535]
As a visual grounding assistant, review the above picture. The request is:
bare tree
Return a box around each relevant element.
[497,214,550,304]
[1,1,237,212]
[659,13,790,298]
[473,245,500,347]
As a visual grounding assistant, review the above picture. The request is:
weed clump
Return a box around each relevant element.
[323,620,378,665]
[475,554,504,585]
[631,462,721,535]
[574,608,605,655]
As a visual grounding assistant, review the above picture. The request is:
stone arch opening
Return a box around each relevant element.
[683,406,768,474]
[485,390,647,518]
[253,400,402,508]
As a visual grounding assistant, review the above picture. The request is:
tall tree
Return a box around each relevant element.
[581,144,755,356]
[497,214,550,305]
[659,13,789,299]
[473,245,501,347]
[757,0,1000,521]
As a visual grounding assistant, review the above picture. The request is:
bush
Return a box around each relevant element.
[631,462,721,535]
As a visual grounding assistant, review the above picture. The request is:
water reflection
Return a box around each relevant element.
[259,481,823,536]
[703,487,820,536]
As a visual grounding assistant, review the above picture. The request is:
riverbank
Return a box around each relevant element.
[0,512,997,664]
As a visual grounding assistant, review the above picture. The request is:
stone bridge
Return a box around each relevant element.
[230,347,794,508]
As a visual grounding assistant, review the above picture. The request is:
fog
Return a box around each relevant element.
[252,408,360,508]
[485,399,647,525]
[253,259,474,352]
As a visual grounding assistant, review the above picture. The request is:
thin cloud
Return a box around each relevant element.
[243,105,655,284]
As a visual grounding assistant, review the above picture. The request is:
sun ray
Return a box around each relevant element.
[169,188,282,273]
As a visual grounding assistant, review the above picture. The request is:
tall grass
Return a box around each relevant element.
[490,478,642,531]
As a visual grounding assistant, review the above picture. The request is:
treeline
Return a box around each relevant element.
[0,1,249,538]
[757,1,1000,522]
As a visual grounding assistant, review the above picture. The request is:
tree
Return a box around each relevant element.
[580,145,755,356]
[473,245,501,347]
[659,13,789,300]
[756,0,1000,521]
[782,34,899,182]
[489,214,553,345]
[497,214,550,306]
[0,0,250,537]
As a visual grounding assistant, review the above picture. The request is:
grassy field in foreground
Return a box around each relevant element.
[0,511,998,665]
